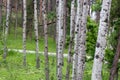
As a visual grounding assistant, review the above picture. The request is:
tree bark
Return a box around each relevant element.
[34,0,40,69]
[42,0,49,79]
[3,0,10,59]
[91,0,112,80]
[47,0,51,12]
[77,0,88,79]
[14,0,18,39]
[22,0,27,66]
[72,0,83,79]
[66,0,76,80]
[56,0,59,76]
[56,0,64,79]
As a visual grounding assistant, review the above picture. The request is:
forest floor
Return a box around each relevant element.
[0,50,110,80]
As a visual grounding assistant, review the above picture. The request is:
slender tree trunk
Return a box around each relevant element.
[0,0,2,24]
[56,0,64,79]
[62,0,66,68]
[3,0,10,59]
[8,0,13,34]
[56,0,59,76]
[109,33,120,80]
[66,0,76,80]
[34,0,40,69]
[72,0,83,79]
[63,0,66,43]
[37,0,40,19]
[91,0,112,80]
[22,0,27,66]
[42,0,49,79]
[77,0,88,79]
[14,0,18,39]
[47,0,51,12]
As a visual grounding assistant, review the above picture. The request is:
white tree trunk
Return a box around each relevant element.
[42,0,49,80]
[91,0,112,80]
[3,0,10,59]
[77,0,88,79]
[56,0,64,79]
[23,0,27,66]
[72,0,83,79]
[34,0,40,69]
[66,0,76,80]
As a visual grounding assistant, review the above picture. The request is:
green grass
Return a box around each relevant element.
[0,23,118,80]
[0,26,68,53]
[7,34,57,52]
[0,51,67,80]
[0,51,114,80]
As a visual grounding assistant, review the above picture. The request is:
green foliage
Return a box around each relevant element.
[105,18,120,69]
[104,0,120,70]
[110,0,120,21]
[0,17,6,52]
[86,17,98,58]
[47,11,56,20]
[27,0,34,19]
[92,0,102,11]
[105,48,114,68]
[64,35,70,49]
[64,17,98,58]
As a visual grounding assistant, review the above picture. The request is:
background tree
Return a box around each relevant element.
[109,31,120,80]
[66,0,76,80]
[3,0,10,59]
[42,0,49,79]
[0,0,2,24]
[22,0,27,66]
[34,0,40,69]
[14,0,18,39]
[26,0,34,40]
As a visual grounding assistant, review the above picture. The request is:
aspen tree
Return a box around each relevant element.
[23,0,27,66]
[56,0,64,79]
[66,0,76,80]
[34,0,40,69]
[3,0,10,59]
[91,0,112,80]
[77,0,88,79]
[42,0,49,79]
[72,0,83,79]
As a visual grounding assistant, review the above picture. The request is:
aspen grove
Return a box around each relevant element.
[1,0,120,80]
